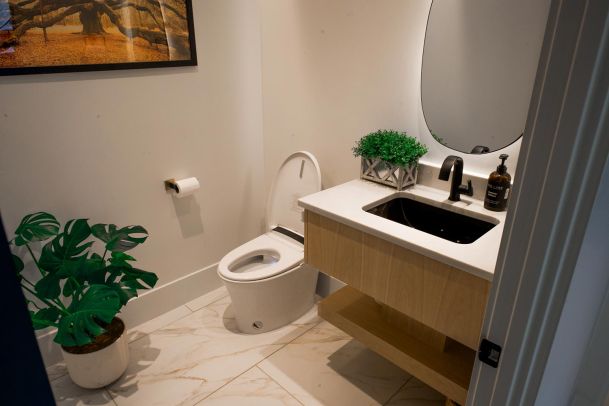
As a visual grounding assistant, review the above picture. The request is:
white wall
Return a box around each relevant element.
[259,0,432,191]
[2,0,532,297]
[0,0,266,287]
[2,0,438,304]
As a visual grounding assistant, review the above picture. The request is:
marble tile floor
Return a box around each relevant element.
[48,287,445,406]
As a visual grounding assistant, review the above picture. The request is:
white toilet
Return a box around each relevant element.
[218,151,322,334]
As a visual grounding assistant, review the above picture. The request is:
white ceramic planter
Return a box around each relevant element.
[61,320,129,389]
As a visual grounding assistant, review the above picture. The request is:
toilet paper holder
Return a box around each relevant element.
[164,179,179,193]
[164,177,200,198]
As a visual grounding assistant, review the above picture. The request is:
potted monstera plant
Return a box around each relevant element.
[353,130,428,190]
[10,212,158,389]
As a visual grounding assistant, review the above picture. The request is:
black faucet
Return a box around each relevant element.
[438,155,474,201]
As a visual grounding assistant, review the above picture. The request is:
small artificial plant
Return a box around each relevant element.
[352,129,428,167]
[10,212,158,347]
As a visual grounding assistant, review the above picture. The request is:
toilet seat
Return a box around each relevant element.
[218,151,320,284]
[218,232,303,282]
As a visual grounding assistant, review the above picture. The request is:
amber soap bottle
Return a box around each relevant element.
[484,154,511,211]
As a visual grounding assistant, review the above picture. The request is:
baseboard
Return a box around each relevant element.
[36,263,222,367]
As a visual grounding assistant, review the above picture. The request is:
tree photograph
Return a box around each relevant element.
[0,0,196,73]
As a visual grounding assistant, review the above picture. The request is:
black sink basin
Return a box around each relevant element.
[366,197,497,244]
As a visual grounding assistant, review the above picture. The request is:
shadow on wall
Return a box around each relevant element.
[171,195,204,238]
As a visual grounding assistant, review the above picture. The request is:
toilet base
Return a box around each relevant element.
[220,263,318,334]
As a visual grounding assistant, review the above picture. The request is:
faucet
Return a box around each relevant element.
[470,145,490,154]
[438,155,474,201]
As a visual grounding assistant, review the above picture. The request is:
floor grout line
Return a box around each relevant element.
[104,389,118,406]
[255,319,323,365]
[47,369,68,383]
[127,292,230,346]
[192,317,323,405]
[124,305,192,346]
[256,364,305,406]
[192,364,260,405]
[106,295,234,403]
[382,375,415,406]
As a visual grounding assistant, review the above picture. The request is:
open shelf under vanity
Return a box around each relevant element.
[319,286,475,405]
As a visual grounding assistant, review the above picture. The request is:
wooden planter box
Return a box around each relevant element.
[360,158,418,190]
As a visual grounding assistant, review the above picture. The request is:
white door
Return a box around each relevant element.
[468,0,609,404]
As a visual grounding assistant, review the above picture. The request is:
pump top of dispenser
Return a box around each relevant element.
[497,154,509,175]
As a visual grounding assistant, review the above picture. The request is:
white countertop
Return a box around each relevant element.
[299,179,506,281]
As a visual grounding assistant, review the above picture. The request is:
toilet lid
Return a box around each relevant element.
[267,151,321,234]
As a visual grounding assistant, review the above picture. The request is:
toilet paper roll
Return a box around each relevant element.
[174,177,200,198]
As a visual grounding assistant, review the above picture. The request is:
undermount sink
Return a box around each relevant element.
[366,197,497,244]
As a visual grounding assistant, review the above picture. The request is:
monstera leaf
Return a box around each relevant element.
[15,211,59,246]
[102,252,157,304]
[106,251,158,288]
[91,224,148,252]
[30,307,60,330]
[34,271,66,300]
[51,219,93,262]
[14,212,60,246]
[107,280,140,306]
[108,251,136,267]
[38,219,93,273]
[34,219,94,300]
[60,255,107,297]
[76,253,106,285]
[12,254,24,272]
[35,253,83,300]
[122,267,158,289]
[54,285,121,347]
[12,254,24,281]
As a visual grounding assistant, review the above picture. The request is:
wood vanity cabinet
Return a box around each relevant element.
[304,210,492,405]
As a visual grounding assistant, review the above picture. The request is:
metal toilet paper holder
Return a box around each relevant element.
[164,179,179,193]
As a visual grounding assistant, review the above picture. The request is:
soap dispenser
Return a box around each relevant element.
[484,154,511,211]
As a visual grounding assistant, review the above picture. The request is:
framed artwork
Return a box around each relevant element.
[0,0,197,75]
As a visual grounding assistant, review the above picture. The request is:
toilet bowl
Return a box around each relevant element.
[218,151,322,334]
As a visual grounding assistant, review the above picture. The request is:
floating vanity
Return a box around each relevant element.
[299,179,506,405]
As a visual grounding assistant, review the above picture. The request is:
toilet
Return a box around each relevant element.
[218,151,322,334]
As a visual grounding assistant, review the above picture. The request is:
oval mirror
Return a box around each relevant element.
[421,0,550,154]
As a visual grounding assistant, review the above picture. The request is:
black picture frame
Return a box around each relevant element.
[0,0,197,76]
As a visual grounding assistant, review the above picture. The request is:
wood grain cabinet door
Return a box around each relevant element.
[305,210,491,350]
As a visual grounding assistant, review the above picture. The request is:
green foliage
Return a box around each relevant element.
[352,130,428,167]
[91,224,148,252]
[14,212,60,246]
[30,307,60,330]
[10,212,158,347]
[55,285,121,347]
[12,254,24,273]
